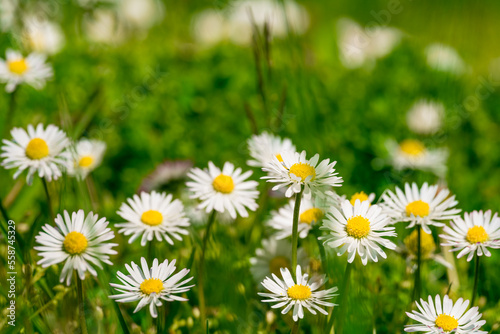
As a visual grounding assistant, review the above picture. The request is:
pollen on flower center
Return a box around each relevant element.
[289,163,316,182]
[79,156,94,167]
[141,210,163,226]
[346,215,370,239]
[466,226,489,244]
[8,58,28,75]
[406,200,430,217]
[435,314,458,332]
[404,228,436,258]
[25,138,49,160]
[300,208,324,224]
[63,231,88,255]
[350,191,369,205]
[140,278,164,295]
[212,174,235,194]
[275,154,283,162]
[400,139,425,156]
[287,284,311,300]
[269,256,290,277]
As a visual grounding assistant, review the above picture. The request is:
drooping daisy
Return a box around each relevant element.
[186,161,259,219]
[34,210,117,285]
[406,99,444,135]
[109,257,194,318]
[138,160,193,193]
[386,139,448,177]
[116,191,190,246]
[0,49,53,92]
[262,150,342,199]
[440,210,500,262]
[405,295,487,333]
[381,182,461,234]
[258,265,337,322]
[320,200,397,265]
[1,123,70,184]
[247,131,296,168]
[250,238,307,284]
[398,228,451,270]
[267,197,327,239]
[67,139,106,180]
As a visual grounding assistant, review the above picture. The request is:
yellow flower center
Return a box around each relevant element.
[350,191,369,205]
[141,210,163,226]
[140,278,164,295]
[63,231,88,255]
[287,284,311,300]
[289,163,316,182]
[79,156,94,167]
[466,226,489,244]
[275,154,283,162]
[8,58,28,75]
[212,174,235,194]
[404,229,436,258]
[400,139,425,156]
[346,215,370,239]
[25,138,49,160]
[435,314,458,332]
[268,256,290,277]
[299,208,324,224]
[406,200,430,217]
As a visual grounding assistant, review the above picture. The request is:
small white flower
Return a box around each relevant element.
[405,295,487,333]
[258,265,337,322]
[67,139,106,180]
[118,0,164,30]
[262,150,342,199]
[406,100,444,135]
[425,43,466,76]
[116,191,190,246]
[109,257,194,318]
[1,123,70,184]
[186,161,259,219]
[34,210,118,285]
[381,182,461,234]
[0,49,53,92]
[247,131,295,169]
[331,190,376,209]
[386,139,448,177]
[440,210,500,262]
[139,160,192,193]
[83,9,125,44]
[22,16,65,55]
[320,200,397,265]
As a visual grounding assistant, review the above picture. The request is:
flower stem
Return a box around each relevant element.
[414,228,422,301]
[313,227,329,278]
[330,262,352,334]
[291,185,305,277]
[76,276,88,334]
[471,254,480,306]
[42,178,54,219]
[291,319,300,334]
[198,210,217,328]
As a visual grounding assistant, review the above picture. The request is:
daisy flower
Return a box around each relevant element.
[425,43,466,76]
[406,99,444,135]
[109,257,194,318]
[67,139,106,180]
[186,161,259,219]
[405,295,487,333]
[331,190,376,209]
[440,210,500,262]
[250,238,307,284]
[1,123,70,184]
[398,228,451,270]
[320,200,397,265]
[34,210,117,285]
[262,150,342,199]
[381,182,461,234]
[386,139,448,177]
[0,49,53,92]
[267,197,327,239]
[116,191,190,246]
[258,265,337,322]
[247,131,296,168]
[22,16,65,55]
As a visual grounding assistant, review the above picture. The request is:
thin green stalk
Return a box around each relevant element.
[291,185,305,277]
[313,227,329,278]
[76,276,88,334]
[291,319,300,334]
[41,179,54,219]
[198,210,217,328]
[471,254,480,306]
[4,89,17,137]
[414,228,422,300]
[327,262,352,334]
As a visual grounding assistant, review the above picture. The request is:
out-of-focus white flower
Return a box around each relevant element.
[118,0,164,30]
[337,18,401,69]
[22,16,65,55]
[191,10,227,46]
[406,99,444,135]
[83,9,125,44]
[0,49,53,92]
[67,139,106,180]
[425,43,466,76]
[139,160,193,193]
[1,0,18,31]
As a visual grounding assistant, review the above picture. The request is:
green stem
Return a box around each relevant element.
[41,179,54,219]
[327,262,352,334]
[4,88,17,137]
[414,228,422,301]
[291,185,305,277]
[76,276,88,334]
[471,254,480,306]
[313,227,328,278]
[291,319,300,334]
[198,210,217,328]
